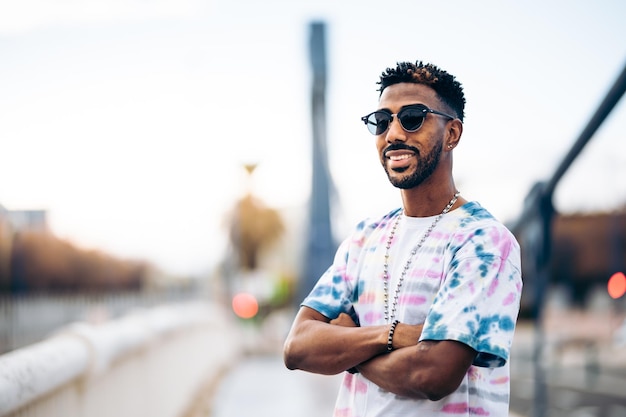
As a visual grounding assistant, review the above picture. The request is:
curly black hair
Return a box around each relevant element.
[377,61,466,121]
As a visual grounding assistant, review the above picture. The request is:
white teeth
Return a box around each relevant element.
[389,154,413,161]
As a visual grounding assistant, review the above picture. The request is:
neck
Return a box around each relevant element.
[400,183,464,217]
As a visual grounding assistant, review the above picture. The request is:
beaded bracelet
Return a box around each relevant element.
[387,319,400,352]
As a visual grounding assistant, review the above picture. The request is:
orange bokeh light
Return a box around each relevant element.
[232,293,259,319]
[607,272,626,299]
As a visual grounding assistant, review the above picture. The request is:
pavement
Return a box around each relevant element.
[210,354,342,417]
[183,310,342,417]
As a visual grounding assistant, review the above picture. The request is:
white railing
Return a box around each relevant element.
[0,289,202,354]
[0,301,242,417]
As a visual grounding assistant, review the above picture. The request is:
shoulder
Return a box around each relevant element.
[453,202,516,238]
[333,208,402,261]
[351,208,402,240]
[454,201,502,226]
[449,202,520,259]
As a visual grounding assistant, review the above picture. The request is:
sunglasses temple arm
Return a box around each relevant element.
[429,109,456,120]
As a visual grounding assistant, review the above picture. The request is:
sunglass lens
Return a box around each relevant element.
[366,112,391,135]
[398,108,425,132]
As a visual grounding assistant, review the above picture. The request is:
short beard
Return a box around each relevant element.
[384,140,443,189]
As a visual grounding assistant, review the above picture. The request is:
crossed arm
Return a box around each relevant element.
[283,306,477,401]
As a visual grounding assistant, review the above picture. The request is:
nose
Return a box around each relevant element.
[385,115,407,143]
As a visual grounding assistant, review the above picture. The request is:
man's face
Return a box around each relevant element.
[375,83,448,189]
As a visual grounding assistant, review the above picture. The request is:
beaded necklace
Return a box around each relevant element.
[383,191,460,323]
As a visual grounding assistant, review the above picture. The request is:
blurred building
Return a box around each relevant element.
[550,208,626,306]
[515,206,626,316]
[0,205,49,292]
[0,204,12,291]
[2,208,48,232]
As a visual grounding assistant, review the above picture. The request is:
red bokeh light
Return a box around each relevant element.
[232,293,259,319]
[607,272,626,299]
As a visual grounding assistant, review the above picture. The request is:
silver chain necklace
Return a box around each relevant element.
[383,191,460,323]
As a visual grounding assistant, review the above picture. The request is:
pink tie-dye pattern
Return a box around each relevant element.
[489,227,501,244]
[498,236,512,259]
[442,402,468,413]
[468,366,480,381]
[490,376,510,384]
[502,292,516,306]
[359,291,377,304]
[334,408,352,417]
[363,311,380,323]
[343,374,368,394]
[400,294,428,305]
[441,403,491,416]
[487,276,498,296]
[355,378,368,393]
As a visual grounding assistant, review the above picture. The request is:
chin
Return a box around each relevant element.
[387,174,415,189]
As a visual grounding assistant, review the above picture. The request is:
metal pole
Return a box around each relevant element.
[545,62,626,199]
[299,22,336,302]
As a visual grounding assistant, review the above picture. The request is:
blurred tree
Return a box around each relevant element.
[229,193,285,271]
[226,163,286,271]
[7,230,146,293]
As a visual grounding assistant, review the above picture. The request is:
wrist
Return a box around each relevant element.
[387,320,400,352]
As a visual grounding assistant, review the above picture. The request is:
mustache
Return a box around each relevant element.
[383,143,419,157]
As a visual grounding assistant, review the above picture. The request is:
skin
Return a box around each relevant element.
[283,82,477,401]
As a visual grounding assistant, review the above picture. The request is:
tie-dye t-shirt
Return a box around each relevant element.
[302,202,522,417]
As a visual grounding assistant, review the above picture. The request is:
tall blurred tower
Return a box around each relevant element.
[299,22,336,301]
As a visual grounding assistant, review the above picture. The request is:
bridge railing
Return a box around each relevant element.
[0,287,204,355]
[0,301,242,417]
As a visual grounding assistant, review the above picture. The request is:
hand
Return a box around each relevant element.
[390,323,424,350]
[330,313,357,327]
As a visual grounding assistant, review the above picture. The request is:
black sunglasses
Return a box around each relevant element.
[361,104,456,135]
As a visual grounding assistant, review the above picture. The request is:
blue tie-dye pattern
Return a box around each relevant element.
[310,285,332,298]
[478,262,489,278]
[463,305,477,314]
[477,314,515,334]
[331,287,344,301]
[449,275,461,288]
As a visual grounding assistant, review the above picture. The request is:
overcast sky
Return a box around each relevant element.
[1,0,625,276]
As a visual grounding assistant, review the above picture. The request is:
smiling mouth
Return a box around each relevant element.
[384,149,416,162]
[387,153,414,161]
[384,147,417,161]
[384,150,415,173]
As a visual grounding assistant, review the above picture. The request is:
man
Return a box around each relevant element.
[283,60,522,416]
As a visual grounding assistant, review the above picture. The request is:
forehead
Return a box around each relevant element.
[378,83,440,110]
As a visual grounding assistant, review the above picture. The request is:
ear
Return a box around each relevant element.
[444,119,463,151]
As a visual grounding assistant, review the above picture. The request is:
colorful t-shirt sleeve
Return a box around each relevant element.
[419,225,522,367]
[301,232,358,321]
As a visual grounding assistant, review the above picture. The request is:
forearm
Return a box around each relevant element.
[357,340,476,401]
[283,307,389,375]
[358,346,430,399]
